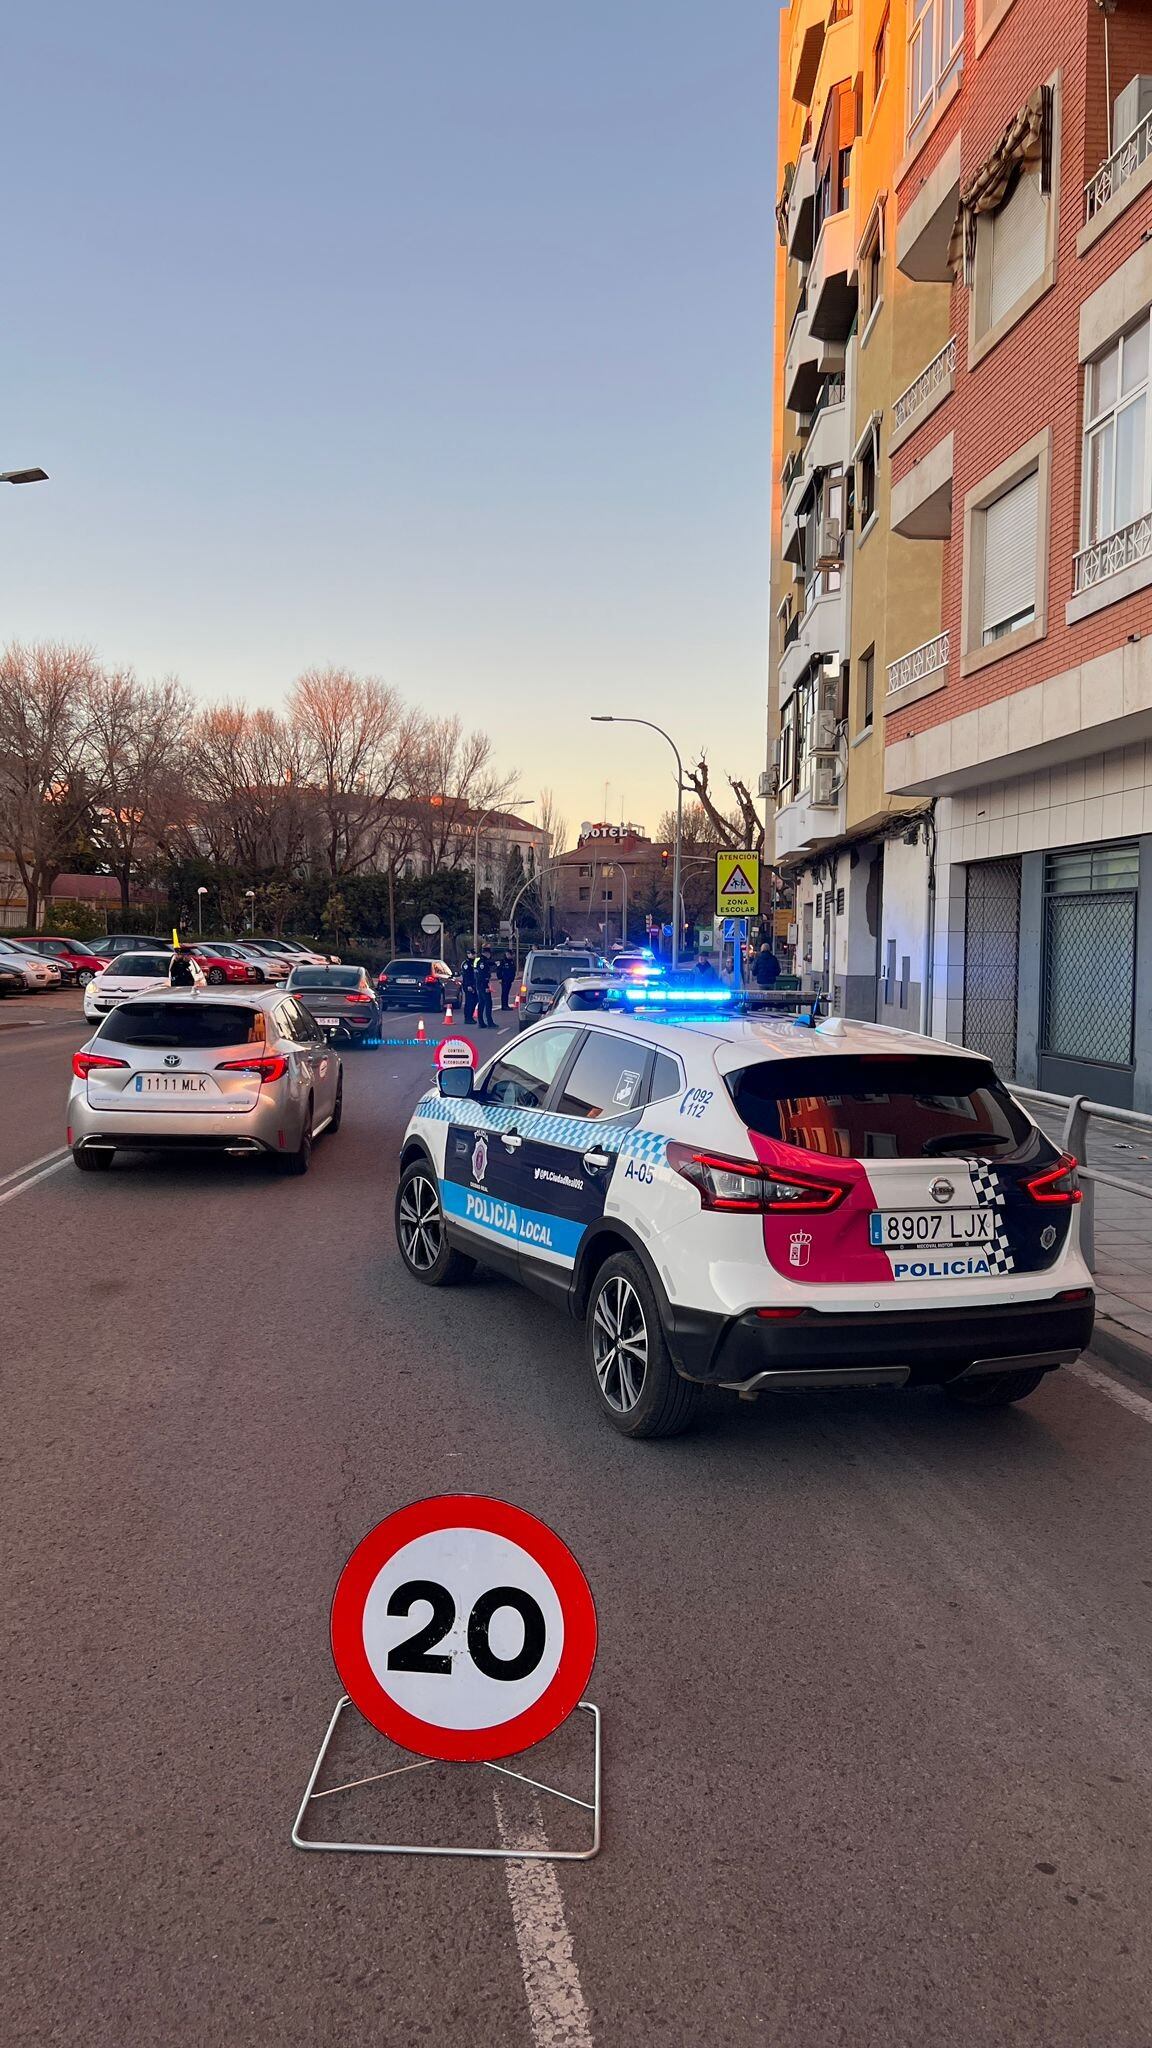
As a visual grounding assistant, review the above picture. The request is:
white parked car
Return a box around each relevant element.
[0,945,59,990]
[83,949,206,1022]
[395,990,1095,1438]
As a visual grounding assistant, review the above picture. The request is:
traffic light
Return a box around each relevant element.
[660,847,670,871]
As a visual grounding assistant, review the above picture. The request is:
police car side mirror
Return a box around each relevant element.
[438,1067,475,1099]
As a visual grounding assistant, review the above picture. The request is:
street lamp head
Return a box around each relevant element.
[0,468,48,485]
[590,715,614,723]
[196,885,208,895]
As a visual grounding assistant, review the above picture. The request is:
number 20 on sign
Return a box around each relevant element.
[329,1496,598,1762]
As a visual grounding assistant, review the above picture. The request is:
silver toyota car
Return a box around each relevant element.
[67,987,343,1175]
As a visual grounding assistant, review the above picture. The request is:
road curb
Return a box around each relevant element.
[1087,1316,1152,1394]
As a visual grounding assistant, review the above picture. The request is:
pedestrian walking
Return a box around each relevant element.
[751,943,780,989]
[170,949,197,987]
[461,954,477,1025]
[499,952,516,1010]
[474,952,495,1030]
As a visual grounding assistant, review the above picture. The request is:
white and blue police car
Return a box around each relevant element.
[394,985,1094,1438]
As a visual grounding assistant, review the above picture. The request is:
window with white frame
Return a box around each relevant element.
[980,469,1039,643]
[859,201,885,328]
[908,0,964,139]
[1082,316,1150,549]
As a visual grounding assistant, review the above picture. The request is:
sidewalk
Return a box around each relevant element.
[1034,1105,1152,1386]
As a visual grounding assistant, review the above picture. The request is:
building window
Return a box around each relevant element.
[1082,316,1150,550]
[813,82,856,243]
[873,10,889,101]
[961,428,1051,673]
[860,647,875,731]
[854,417,880,531]
[986,168,1047,329]
[908,0,963,141]
[859,202,885,330]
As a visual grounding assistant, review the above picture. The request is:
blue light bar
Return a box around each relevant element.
[622,984,733,1005]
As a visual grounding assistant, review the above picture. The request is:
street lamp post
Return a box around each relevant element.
[196,885,207,936]
[473,797,534,953]
[592,717,684,966]
[244,889,256,934]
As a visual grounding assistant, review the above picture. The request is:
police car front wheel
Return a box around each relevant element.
[395,1161,476,1287]
[586,1253,701,1439]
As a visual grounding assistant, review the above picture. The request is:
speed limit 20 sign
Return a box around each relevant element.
[330,1496,598,1762]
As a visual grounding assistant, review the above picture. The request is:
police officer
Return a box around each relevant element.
[474,951,495,1030]
[461,954,477,1024]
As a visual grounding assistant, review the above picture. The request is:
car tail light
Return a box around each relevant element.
[1023,1152,1082,1205]
[424,974,437,985]
[755,1306,807,1321]
[667,1143,849,1214]
[72,1051,129,1078]
[379,974,389,986]
[216,1055,289,1083]
[1057,1287,1092,1303]
[346,993,372,1004]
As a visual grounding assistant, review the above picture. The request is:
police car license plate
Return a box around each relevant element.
[869,1210,994,1247]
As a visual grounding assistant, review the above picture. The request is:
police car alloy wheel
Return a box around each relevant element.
[586,1253,701,1439]
[395,1161,476,1287]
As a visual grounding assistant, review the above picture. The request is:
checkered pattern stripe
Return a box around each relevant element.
[967,1160,1015,1273]
[413,1091,668,1165]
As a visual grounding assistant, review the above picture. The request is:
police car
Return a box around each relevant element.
[394,988,1094,1438]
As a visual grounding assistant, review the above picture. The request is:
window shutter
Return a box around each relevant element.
[982,470,1038,635]
[988,171,1046,326]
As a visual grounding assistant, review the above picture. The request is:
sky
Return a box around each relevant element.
[6,1,776,844]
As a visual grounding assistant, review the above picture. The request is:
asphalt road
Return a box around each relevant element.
[5,994,1152,2047]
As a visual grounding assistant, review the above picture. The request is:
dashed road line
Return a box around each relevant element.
[493,1784,593,2048]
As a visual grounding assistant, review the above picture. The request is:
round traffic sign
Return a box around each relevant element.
[421,914,442,934]
[434,1033,478,1072]
[330,1497,598,1761]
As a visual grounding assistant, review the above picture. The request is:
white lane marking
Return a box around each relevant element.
[0,1146,68,1193]
[492,1785,593,2048]
[0,1155,70,1207]
[1069,1358,1152,1425]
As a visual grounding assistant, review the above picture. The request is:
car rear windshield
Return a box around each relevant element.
[386,959,430,972]
[725,1054,1034,1160]
[290,968,362,989]
[528,954,594,985]
[97,1001,265,1048]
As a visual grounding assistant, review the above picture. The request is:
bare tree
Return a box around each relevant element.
[407,715,517,871]
[683,755,765,856]
[0,642,102,927]
[87,670,193,912]
[177,702,310,879]
[289,666,420,878]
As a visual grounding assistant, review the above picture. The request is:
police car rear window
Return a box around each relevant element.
[726,1054,1033,1160]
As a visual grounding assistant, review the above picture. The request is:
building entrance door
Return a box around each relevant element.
[1039,842,1138,1107]
[963,857,1021,1077]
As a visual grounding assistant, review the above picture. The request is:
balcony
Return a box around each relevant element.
[807,374,848,473]
[890,338,955,454]
[778,614,810,703]
[773,773,846,861]
[808,208,857,344]
[1073,512,1152,597]
[886,630,949,711]
[896,134,961,284]
[784,297,845,413]
[800,568,849,673]
[781,455,810,566]
[1085,108,1152,225]
[787,145,817,263]
[891,431,953,539]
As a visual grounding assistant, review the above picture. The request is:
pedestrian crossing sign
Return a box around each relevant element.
[715,852,760,917]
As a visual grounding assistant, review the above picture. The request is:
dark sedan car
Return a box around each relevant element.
[286,965,383,1045]
[376,957,461,1012]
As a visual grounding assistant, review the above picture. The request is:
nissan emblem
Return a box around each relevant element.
[930,1176,954,1204]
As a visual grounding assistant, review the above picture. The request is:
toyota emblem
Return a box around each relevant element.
[163,1054,181,1068]
[930,1176,954,1204]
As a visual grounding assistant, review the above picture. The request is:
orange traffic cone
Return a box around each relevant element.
[444,1003,453,1022]
[416,1017,426,1043]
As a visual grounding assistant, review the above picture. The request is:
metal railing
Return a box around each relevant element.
[1010,1087,1152,1270]
[887,629,949,698]
[1085,109,1152,222]
[828,0,853,20]
[782,448,805,496]
[811,373,846,423]
[892,337,955,434]
[1073,510,1152,593]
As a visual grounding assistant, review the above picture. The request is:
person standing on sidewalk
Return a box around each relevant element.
[498,952,516,1010]
[474,951,495,1030]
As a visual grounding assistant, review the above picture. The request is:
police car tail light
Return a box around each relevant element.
[72,1051,129,1079]
[216,1054,289,1084]
[1023,1152,1082,1205]
[667,1144,848,1214]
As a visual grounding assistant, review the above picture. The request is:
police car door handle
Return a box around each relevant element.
[501,1132,523,1151]
[583,1149,612,1172]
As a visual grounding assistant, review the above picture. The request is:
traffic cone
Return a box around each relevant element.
[444,1003,453,1022]
[417,1017,426,1043]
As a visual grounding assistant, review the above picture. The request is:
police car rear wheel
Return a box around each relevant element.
[395,1161,475,1287]
[945,1366,1047,1408]
[587,1253,701,1439]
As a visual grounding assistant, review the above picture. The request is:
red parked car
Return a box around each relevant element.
[185,945,256,986]
[15,936,112,985]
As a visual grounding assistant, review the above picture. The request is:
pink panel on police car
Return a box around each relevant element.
[747,1130,893,1284]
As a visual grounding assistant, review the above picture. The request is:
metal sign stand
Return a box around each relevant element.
[292,1696,602,1863]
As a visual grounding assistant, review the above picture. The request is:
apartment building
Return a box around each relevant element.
[769,0,1152,1111]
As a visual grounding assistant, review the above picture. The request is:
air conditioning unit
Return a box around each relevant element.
[758,767,779,799]
[816,520,842,567]
[1113,74,1152,149]
[811,759,840,808]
